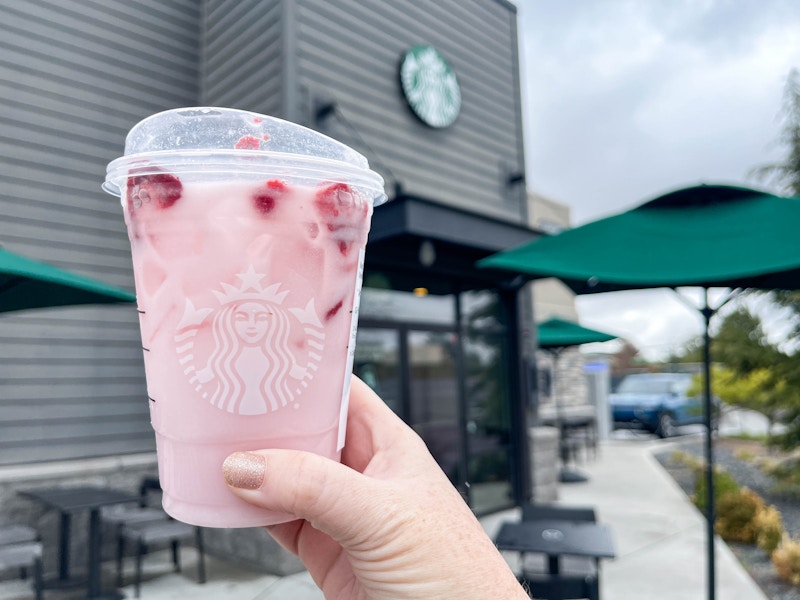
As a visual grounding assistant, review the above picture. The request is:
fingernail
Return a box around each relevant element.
[223,452,265,490]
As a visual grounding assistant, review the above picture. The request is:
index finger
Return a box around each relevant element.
[340,375,415,473]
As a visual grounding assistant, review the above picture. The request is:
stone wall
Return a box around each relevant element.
[529,426,559,503]
[536,346,589,412]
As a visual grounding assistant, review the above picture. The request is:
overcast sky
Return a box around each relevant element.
[515,0,800,360]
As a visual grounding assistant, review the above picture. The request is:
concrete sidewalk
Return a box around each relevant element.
[553,436,767,600]
[128,435,766,599]
[0,436,767,599]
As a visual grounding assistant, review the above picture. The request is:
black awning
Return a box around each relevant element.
[365,195,542,292]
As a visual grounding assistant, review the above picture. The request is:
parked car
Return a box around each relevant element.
[610,373,704,437]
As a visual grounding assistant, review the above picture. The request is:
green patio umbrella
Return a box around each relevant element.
[538,317,618,349]
[481,184,800,293]
[0,247,135,312]
[536,317,618,483]
[479,183,800,600]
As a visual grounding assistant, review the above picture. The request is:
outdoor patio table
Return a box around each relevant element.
[495,518,616,575]
[19,485,139,600]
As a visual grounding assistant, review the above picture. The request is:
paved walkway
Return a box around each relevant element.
[554,435,767,600]
[0,435,768,599]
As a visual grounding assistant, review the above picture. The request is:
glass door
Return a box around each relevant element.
[463,332,513,513]
[356,284,516,514]
[354,328,402,415]
[407,329,464,491]
[461,290,514,514]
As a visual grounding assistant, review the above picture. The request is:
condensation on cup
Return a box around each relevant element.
[103,107,387,527]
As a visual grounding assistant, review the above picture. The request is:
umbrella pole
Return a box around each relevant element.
[699,288,740,600]
[672,287,726,600]
[702,289,716,600]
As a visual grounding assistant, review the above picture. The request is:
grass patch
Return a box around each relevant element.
[722,432,769,443]
[670,450,702,469]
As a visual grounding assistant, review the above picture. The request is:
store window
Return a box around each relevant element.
[353,328,402,415]
[360,287,455,325]
[464,331,513,513]
[356,283,514,514]
[461,289,506,331]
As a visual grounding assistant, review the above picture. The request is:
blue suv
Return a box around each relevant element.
[610,373,704,438]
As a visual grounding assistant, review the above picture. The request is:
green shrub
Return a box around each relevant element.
[692,466,741,512]
[714,488,765,543]
[755,505,784,556]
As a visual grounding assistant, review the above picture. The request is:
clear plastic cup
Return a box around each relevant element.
[103,107,386,527]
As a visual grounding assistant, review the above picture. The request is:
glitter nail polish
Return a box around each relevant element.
[223,452,265,490]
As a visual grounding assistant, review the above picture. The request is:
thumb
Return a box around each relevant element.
[223,449,379,539]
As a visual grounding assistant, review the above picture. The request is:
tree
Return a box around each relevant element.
[611,340,643,376]
[757,68,800,337]
[751,68,800,196]
[749,68,800,448]
[709,366,791,441]
[712,307,782,372]
[673,306,780,370]
[680,305,794,438]
[743,68,800,360]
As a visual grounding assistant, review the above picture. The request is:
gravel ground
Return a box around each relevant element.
[654,436,800,600]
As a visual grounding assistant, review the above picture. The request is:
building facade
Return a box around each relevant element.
[0,0,539,553]
[527,191,589,418]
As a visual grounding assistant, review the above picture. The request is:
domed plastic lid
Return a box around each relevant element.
[103,107,387,205]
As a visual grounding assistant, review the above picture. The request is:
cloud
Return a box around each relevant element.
[517,0,800,224]
[575,289,704,360]
[516,0,800,361]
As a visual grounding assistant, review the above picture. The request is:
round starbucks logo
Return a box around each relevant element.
[400,45,461,128]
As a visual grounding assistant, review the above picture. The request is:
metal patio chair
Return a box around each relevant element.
[520,504,597,523]
[0,524,44,600]
[518,572,599,600]
[120,517,206,598]
[106,476,206,598]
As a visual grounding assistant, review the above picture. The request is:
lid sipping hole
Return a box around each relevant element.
[176,108,223,117]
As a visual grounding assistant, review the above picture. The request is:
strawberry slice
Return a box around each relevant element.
[314,183,356,221]
[253,179,290,216]
[126,172,183,240]
[325,299,344,321]
[126,172,183,214]
[314,183,369,256]
[235,135,261,150]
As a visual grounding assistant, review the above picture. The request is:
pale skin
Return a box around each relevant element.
[223,376,529,600]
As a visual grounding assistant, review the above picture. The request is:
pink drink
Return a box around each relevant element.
[104,108,385,527]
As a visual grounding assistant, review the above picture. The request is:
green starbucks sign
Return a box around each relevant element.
[399,45,461,128]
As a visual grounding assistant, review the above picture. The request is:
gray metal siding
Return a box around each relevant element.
[0,0,525,465]
[201,0,284,116]
[295,0,527,223]
[0,0,201,465]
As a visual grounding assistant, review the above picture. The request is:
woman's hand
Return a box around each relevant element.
[223,376,527,599]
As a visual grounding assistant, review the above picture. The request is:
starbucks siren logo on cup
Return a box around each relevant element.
[175,265,326,415]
